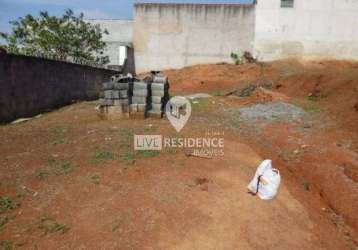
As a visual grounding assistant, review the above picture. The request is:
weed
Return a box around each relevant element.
[0,240,13,250]
[308,96,318,102]
[58,161,74,174]
[40,214,55,222]
[94,151,116,160]
[48,223,69,233]
[122,152,135,165]
[48,159,74,174]
[91,174,101,184]
[34,170,50,179]
[38,214,69,234]
[300,178,310,191]
[0,197,20,213]
[92,151,116,164]
[112,219,122,232]
[137,150,160,158]
[51,138,68,146]
[212,90,226,97]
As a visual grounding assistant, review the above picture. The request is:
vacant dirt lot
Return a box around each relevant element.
[0,60,357,249]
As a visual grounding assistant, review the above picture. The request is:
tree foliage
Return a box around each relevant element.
[0,9,109,65]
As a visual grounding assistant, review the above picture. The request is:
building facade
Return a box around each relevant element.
[92,0,358,73]
[133,3,255,73]
[87,19,133,68]
[255,0,358,61]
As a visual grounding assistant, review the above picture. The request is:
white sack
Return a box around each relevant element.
[247,159,281,200]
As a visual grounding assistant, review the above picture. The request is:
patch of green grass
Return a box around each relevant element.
[0,240,13,250]
[51,138,68,146]
[92,151,116,164]
[212,90,226,96]
[94,151,116,160]
[0,197,20,213]
[34,170,50,179]
[122,152,136,165]
[91,174,101,185]
[48,159,75,174]
[38,214,69,234]
[58,161,74,174]
[136,150,160,158]
[308,96,318,102]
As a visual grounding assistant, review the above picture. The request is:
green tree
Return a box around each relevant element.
[0,9,109,65]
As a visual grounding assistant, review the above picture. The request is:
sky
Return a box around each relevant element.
[0,0,252,35]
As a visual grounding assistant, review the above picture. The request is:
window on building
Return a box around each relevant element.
[281,0,294,8]
[118,46,127,66]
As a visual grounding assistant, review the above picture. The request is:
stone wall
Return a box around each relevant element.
[0,54,118,123]
[134,3,256,73]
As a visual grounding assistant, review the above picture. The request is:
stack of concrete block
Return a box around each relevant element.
[98,74,133,118]
[129,81,149,118]
[148,72,170,118]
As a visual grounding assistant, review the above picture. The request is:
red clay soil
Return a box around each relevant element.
[0,59,357,249]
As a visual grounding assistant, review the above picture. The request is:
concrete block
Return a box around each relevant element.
[151,83,169,91]
[119,90,128,98]
[148,110,163,118]
[113,99,128,106]
[132,96,147,104]
[103,82,114,90]
[104,90,116,99]
[104,99,114,106]
[114,82,129,90]
[133,89,148,97]
[153,75,167,83]
[137,104,147,112]
[130,104,138,113]
[151,90,165,97]
[151,96,163,104]
[151,103,163,111]
[112,90,120,99]
[133,82,148,90]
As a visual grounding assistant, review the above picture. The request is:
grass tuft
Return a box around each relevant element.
[0,197,20,213]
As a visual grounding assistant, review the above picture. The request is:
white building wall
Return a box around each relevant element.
[134,3,255,73]
[254,0,358,61]
[87,19,133,65]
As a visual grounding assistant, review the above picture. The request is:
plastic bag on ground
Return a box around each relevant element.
[247,159,281,200]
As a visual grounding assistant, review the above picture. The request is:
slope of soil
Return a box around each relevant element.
[0,59,357,249]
